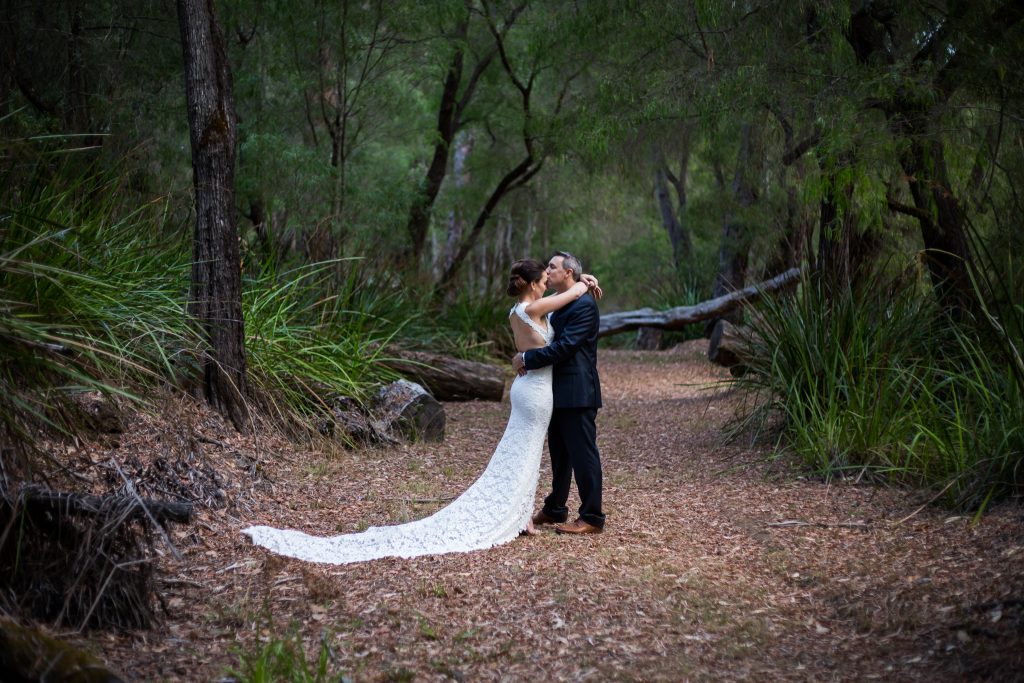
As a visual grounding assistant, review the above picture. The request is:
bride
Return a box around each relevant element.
[242,259,600,564]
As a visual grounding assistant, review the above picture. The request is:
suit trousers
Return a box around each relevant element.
[542,407,604,528]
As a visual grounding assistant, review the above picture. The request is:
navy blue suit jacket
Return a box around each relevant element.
[523,293,602,409]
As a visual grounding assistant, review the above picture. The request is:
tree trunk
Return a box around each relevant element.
[437,153,540,289]
[815,148,884,296]
[382,350,505,402]
[899,124,975,316]
[405,16,468,263]
[763,182,805,277]
[441,129,474,277]
[654,156,692,269]
[816,161,852,295]
[177,0,249,430]
[705,121,759,336]
[64,2,90,135]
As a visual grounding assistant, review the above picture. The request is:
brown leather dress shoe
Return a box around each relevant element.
[554,519,603,535]
[532,510,564,526]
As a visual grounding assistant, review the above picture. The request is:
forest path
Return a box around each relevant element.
[112,342,1022,681]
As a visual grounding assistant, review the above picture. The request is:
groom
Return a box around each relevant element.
[513,251,605,535]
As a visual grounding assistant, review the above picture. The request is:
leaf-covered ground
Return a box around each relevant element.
[91,342,1022,681]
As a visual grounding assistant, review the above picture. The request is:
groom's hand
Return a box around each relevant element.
[512,352,527,376]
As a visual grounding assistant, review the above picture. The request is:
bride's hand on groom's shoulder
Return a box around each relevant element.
[581,273,603,300]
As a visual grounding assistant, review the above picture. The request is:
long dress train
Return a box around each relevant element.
[241,303,553,564]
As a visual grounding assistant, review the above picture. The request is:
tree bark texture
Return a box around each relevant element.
[177,0,248,430]
[705,121,759,335]
[441,129,474,276]
[19,489,194,525]
[815,156,853,294]
[897,118,975,316]
[653,144,692,270]
[707,319,759,369]
[64,1,92,137]
[766,108,813,277]
[599,266,804,338]
[382,350,505,402]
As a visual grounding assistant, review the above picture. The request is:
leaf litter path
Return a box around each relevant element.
[106,342,1022,681]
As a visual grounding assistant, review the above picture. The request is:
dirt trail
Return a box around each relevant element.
[103,342,1022,681]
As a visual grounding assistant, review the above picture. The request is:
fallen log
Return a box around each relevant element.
[634,327,664,350]
[382,350,505,402]
[708,320,762,376]
[598,265,803,338]
[708,319,760,368]
[18,488,194,524]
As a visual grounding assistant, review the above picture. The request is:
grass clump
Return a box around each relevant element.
[229,628,347,683]
[0,159,415,445]
[735,274,1023,511]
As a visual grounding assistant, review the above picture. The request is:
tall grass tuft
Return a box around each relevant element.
[0,164,190,445]
[0,160,414,449]
[243,259,402,429]
[229,628,345,683]
[736,273,1023,510]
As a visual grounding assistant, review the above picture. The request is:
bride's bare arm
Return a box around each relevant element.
[524,273,602,317]
[524,281,587,317]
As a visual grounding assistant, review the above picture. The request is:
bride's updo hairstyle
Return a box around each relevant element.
[506,258,546,297]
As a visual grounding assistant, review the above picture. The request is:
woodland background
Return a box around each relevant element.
[0,0,1022,677]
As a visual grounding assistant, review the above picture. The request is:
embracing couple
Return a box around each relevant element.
[510,252,605,536]
[243,251,604,564]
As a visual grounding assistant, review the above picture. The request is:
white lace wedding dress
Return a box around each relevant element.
[242,303,553,564]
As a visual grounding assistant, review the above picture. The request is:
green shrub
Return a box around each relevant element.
[0,162,408,444]
[736,274,1022,510]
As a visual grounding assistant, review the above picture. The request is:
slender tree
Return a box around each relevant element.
[177,0,248,430]
[653,138,693,272]
[705,120,761,335]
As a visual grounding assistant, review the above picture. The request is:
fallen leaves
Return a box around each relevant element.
[60,342,1024,681]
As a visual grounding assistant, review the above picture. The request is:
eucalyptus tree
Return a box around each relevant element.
[177,0,248,430]
[842,1,1024,315]
[653,131,695,272]
[404,0,514,268]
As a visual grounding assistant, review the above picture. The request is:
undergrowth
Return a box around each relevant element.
[0,161,418,447]
[229,628,346,683]
[734,271,1023,511]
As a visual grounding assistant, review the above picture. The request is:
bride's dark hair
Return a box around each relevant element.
[507,258,546,297]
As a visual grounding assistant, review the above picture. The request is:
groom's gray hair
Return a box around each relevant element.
[553,251,582,282]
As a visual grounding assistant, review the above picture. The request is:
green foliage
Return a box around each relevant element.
[229,628,347,683]
[0,160,407,444]
[432,289,514,360]
[243,260,401,428]
[735,274,1023,510]
[0,159,193,440]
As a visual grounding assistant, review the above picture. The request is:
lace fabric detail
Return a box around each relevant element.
[242,303,554,565]
[510,301,553,344]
